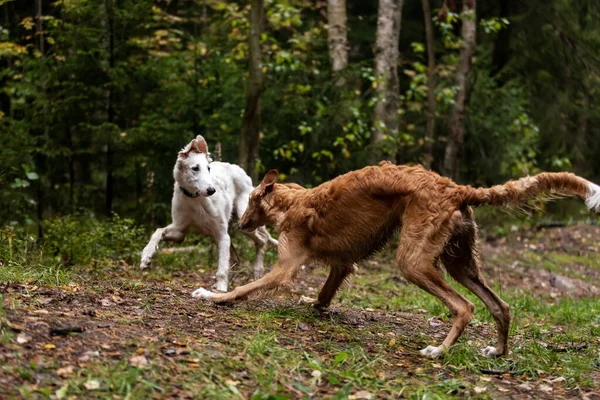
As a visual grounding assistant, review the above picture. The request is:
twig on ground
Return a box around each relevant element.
[480,369,525,376]
[50,326,84,336]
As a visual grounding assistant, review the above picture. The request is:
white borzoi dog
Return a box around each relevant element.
[140,135,278,292]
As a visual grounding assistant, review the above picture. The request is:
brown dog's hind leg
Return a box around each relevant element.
[314,264,357,310]
[442,208,510,357]
[397,209,475,358]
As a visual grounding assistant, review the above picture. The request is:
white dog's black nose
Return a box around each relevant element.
[206,187,216,196]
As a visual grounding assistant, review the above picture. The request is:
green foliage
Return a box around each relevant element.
[0,0,599,231]
[43,214,145,266]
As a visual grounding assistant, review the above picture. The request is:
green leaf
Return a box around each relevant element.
[333,351,348,366]
[26,172,39,180]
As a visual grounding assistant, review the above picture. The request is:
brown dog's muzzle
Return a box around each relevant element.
[238,220,253,231]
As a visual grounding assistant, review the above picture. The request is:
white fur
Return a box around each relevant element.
[419,345,447,358]
[140,137,278,292]
[191,287,215,299]
[585,182,600,212]
[481,346,502,357]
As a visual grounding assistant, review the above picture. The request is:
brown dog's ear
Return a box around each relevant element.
[195,135,209,154]
[263,170,278,186]
[259,170,278,195]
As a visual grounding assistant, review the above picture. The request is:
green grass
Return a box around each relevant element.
[2,221,600,399]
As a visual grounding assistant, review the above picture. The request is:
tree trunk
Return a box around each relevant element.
[105,0,115,216]
[35,0,46,239]
[441,0,476,181]
[369,0,403,165]
[422,0,435,170]
[327,0,348,72]
[239,0,264,183]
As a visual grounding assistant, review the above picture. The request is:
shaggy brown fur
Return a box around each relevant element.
[196,161,599,357]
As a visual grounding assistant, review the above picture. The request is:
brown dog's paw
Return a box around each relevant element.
[481,346,504,357]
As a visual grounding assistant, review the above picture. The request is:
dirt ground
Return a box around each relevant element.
[1,224,600,399]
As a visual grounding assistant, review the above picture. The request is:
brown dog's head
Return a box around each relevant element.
[239,170,278,232]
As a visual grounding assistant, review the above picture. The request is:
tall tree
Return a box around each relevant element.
[369,0,403,165]
[104,0,115,216]
[327,0,348,72]
[35,0,46,238]
[422,0,436,169]
[239,0,264,183]
[441,0,476,181]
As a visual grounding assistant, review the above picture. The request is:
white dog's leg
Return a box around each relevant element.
[213,233,232,292]
[248,228,269,280]
[140,224,185,269]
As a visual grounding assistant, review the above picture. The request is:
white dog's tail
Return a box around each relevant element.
[462,172,600,213]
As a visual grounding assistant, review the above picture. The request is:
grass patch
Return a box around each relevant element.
[2,222,599,399]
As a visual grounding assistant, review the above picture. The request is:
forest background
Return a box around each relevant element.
[1,0,599,235]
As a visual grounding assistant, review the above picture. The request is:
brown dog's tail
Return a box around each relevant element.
[462,172,600,212]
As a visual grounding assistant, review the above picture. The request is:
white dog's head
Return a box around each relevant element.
[174,136,216,197]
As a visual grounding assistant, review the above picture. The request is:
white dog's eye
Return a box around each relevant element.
[192,165,200,172]
[208,166,211,173]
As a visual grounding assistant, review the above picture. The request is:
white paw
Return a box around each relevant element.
[191,287,215,300]
[481,346,503,357]
[212,281,228,292]
[419,345,447,358]
[140,255,151,269]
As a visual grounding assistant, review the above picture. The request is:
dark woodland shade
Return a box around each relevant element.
[0,0,598,230]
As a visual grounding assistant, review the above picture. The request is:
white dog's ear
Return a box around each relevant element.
[195,135,209,154]
[178,137,208,159]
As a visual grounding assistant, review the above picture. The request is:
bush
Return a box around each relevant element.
[43,214,145,266]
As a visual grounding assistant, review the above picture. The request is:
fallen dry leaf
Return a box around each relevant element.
[55,384,69,399]
[311,370,322,385]
[78,350,100,363]
[10,323,25,332]
[44,343,56,349]
[297,322,309,331]
[428,318,441,327]
[83,379,100,390]
[100,298,114,307]
[539,384,553,393]
[474,386,487,394]
[16,333,31,344]
[129,354,148,368]
[517,383,532,391]
[349,390,372,400]
[56,365,74,377]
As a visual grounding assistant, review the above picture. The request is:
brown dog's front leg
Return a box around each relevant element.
[192,241,307,303]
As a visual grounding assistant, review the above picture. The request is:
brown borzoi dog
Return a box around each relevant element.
[193,161,600,358]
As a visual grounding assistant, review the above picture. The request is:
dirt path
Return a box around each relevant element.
[1,224,600,399]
